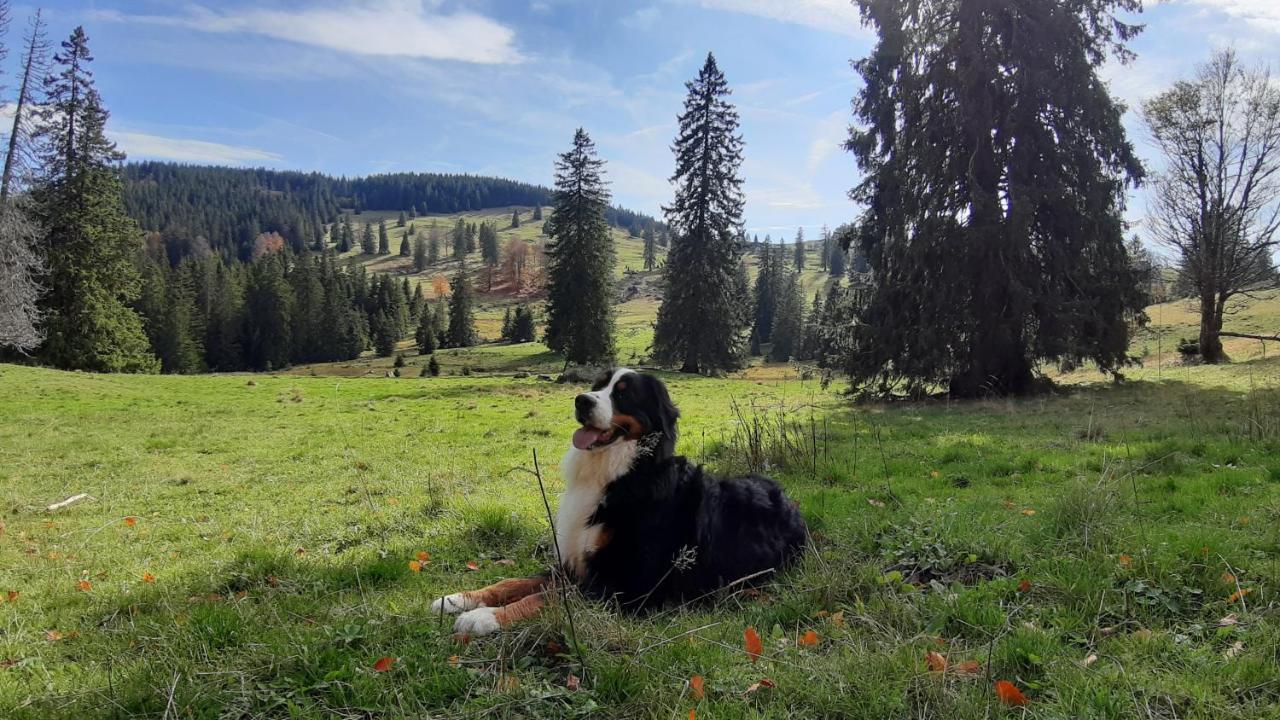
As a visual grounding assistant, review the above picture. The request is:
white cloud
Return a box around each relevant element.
[622,6,662,31]
[111,131,283,165]
[807,110,847,175]
[1178,0,1280,34]
[93,0,522,65]
[695,0,864,36]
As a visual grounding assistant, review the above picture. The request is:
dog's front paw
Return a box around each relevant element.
[454,606,501,637]
[431,593,480,615]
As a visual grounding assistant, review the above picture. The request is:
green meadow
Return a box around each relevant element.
[3,315,1280,717]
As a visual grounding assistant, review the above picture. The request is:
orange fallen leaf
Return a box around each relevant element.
[1221,572,1236,584]
[372,656,395,672]
[1118,555,1131,567]
[995,680,1028,706]
[954,660,982,677]
[688,710,696,720]
[408,560,422,573]
[798,629,820,646]
[829,610,845,628]
[266,575,279,587]
[545,640,565,655]
[1021,508,1037,516]
[5,591,17,603]
[744,626,763,662]
[44,630,63,642]
[744,678,775,695]
[75,580,92,592]
[925,651,948,672]
[466,561,479,571]
[566,673,581,691]
[142,572,156,584]
[1017,579,1032,593]
[295,548,306,556]
[1227,588,1252,604]
[416,551,431,562]
[448,655,460,667]
[124,517,137,527]
[690,674,705,700]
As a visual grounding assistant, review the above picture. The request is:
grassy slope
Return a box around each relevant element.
[304,208,836,378]
[2,354,1280,718]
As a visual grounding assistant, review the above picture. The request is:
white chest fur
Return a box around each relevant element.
[555,441,638,578]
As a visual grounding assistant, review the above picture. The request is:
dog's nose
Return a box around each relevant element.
[574,394,595,424]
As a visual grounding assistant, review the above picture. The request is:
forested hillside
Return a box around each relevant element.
[120,163,662,263]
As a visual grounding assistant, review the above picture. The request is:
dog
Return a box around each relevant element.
[431,368,807,637]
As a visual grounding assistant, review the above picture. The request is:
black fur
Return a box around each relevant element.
[574,370,808,610]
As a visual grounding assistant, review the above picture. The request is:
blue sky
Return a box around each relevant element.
[23,0,1280,239]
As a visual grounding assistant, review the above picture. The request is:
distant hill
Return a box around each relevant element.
[121,162,662,263]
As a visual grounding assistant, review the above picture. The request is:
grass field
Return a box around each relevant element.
[3,339,1280,717]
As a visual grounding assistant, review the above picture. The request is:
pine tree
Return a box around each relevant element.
[33,27,158,372]
[413,236,428,271]
[798,290,823,362]
[479,222,500,290]
[768,271,803,362]
[752,242,779,344]
[846,0,1144,396]
[444,264,477,347]
[818,225,830,272]
[500,307,513,340]
[241,256,293,370]
[377,220,390,254]
[532,205,543,221]
[371,309,398,356]
[427,354,440,376]
[793,227,806,270]
[511,209,521,228]
[399,233,410,257]
[544,128,616,365]
[410,205,418,220]
[653,53,750,374]
[642,226,657,271]
[398,210,407,227]
[465,222,477,253]
[827,233,846,277]
[451,217,466,259]
[510,306,536,343]
[361,222,375,254]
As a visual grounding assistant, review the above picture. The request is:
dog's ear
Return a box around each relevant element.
[648,374,679,452]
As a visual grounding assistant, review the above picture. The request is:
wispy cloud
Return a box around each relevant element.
[807,110,847,175]
[622,6,662,31]
[695,0,864,36]
[111,131,283,165]
[1178,0,1280,35]
[92,1,523,65]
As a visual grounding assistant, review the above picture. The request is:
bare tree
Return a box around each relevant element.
[1143,49,1280,363]
[0,198,43,352]
[2,9,49,200]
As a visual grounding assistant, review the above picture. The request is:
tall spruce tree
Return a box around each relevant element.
[793,227,806,270]
[444,263,477,347]
[451,217,466,259]
[399,233,410,257]
[361,222,375,254]
[377,220,390,254]
[544,128,616,365]
[653,53,750,373]
[642,226,657,271]
[511,209,521,228]
[767,270,803,362]
[752,241,779,344]
[413,236,428,271]
[846,0,1145,396]
[33,27,157,372]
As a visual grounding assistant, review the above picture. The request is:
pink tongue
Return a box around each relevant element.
[572,427,603,450]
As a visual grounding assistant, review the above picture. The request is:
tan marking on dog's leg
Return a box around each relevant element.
[493,591,547,627]
[469,576,549,607]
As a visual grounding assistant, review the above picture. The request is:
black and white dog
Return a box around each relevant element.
[432,368,807,636]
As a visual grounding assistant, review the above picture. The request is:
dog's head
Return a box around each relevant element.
[571,368,679,459]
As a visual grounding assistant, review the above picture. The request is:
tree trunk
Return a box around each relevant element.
[1197,289,1226,363]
